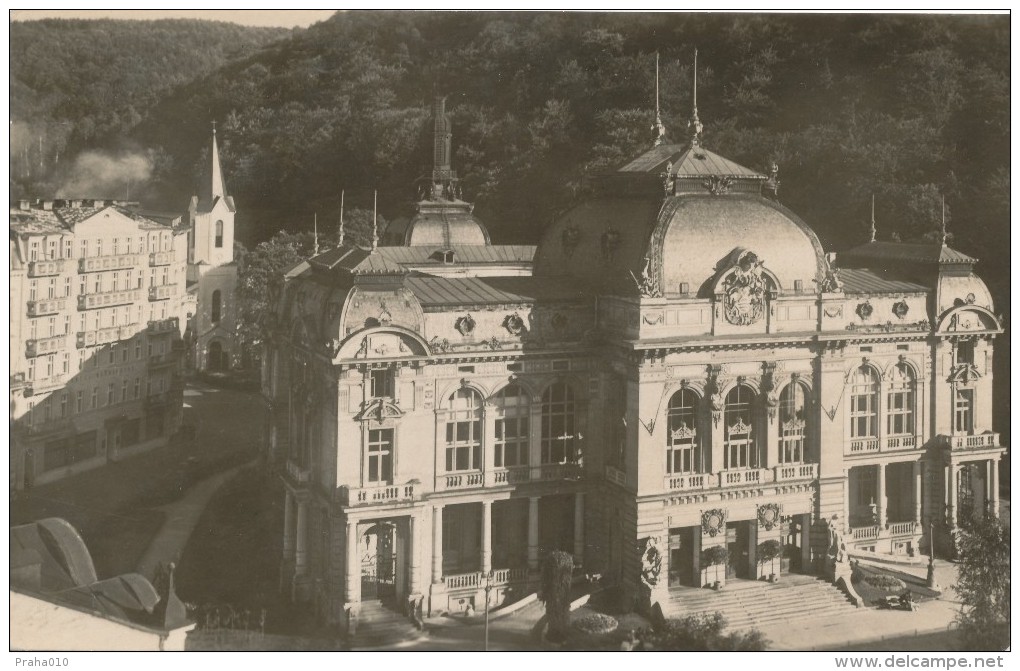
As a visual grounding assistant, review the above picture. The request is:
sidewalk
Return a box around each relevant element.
[762,561,963,651]
[135,462,252,580]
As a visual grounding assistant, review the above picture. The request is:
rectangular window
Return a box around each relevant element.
[134,378,140,399]
[61,352,69,374]
[63,239,71,258]
[30,241,38,261]
[367,428,394,484]
[121,379,128,402]
[64,277,71,297]
[29,281,37,302]
[76,390,83,413]
[369,368,394,399]
[60,393,67,418]
[495,415,529,467]
[957,340,975,366]
[47,279,55,298]
[91,387,98,409]
[954,390,974,434]
[107,383,114,406]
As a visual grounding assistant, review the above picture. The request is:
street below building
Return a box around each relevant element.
[10,377,263,579]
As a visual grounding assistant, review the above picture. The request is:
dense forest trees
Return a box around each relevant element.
[10,13,1010,437]
[10,18,287,197]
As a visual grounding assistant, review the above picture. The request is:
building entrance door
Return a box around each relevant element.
[668,527,697,587]
[361,522,397,601]
[784,516,802,573]
[726,521,751,579]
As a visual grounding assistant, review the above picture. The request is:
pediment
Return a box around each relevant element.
[355,398,405,422]
[71,208,145,235]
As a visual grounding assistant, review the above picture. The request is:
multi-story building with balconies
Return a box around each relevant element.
[263,93,1004,631]
[10,199,188,491]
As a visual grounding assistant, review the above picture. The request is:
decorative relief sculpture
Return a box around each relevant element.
[892,300,909,319]
[856,301,873,320]
[703,175,733,195]
[820,267,843,293]
[723,251,768,326]
[639,537,664,590]
[702,509,727,537]
[503,312,526,336]
[455,314,476,336]
[355,337,369,359]
[428,335,451,353]
[630,256,661,298]
[757,503,782,531]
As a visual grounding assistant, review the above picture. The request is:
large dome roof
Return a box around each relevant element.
[534,143,826,297]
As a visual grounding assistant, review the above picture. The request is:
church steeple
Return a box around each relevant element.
[210,121,227,201]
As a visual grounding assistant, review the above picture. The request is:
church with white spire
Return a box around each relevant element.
[187,124,239,372]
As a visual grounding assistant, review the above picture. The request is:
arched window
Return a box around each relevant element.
[666,388,701,474]
[493,384,529,468]
[211,290,221,323]
[541,382,577,464]
[215,220,224,248]
[886,364,915,436]
[724,384,757,470]
[446,389,482,472]
[850,366,880,438]
[779,383,808,464]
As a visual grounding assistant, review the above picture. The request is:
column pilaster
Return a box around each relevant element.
[527,496,540,570]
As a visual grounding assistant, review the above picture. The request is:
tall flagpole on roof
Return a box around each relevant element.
[869,194,877,243]
[371,190,379,251]
[313,212,319,256]
[940,194,948,246]
[339,190,346,246]
[689,48,703,146]
[652,51,666,146]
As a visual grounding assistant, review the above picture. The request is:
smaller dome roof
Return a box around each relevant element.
[386,200,491,247]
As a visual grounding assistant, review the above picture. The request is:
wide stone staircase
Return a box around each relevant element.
[661,574,857,632]
[349,599,427,650]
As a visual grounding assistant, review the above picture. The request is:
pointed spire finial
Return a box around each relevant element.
[688,48,703,146]
[212,120,217,135]
[371,190,379,251]
[313,213,319,256]
[940,194,948,246]
[338,189,345,247]
[652,51,666,147]
[210,121,226,200]
[869,194,877,243]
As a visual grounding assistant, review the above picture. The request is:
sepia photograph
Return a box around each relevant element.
[7,7,1010,660]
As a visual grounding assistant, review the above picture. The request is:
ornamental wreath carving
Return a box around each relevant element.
[455,314,476,336]
[503,312,526,336]
[757,503,782,531]
[702,508,727,537]
[723,252,768,326]
[856,301,873,320]
[892,300,909,319]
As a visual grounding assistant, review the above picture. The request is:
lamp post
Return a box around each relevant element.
[483,570,493,651]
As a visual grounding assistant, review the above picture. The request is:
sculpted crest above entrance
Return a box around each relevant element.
[710,248,779,327]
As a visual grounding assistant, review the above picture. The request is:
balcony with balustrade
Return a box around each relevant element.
[148,284,176,301]
[147,317,180,335]
[27,298,68,317]
[148,352,179,370]
[662,462,818,494]
[28,259,66,277]
[434,462,583,493]
[846,434,922,457]
[338,482,418,507]
[25,374,67,396]
[79,254,141,273]
[77,325,136,348]
[78,288,143,311]
[936,432,1000,451]
[26,334,66,358]
[149,250,175,267]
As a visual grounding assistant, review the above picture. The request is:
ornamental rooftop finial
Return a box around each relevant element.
[652,51,666,147]
[371,189,379,251]
[688,48,703,146]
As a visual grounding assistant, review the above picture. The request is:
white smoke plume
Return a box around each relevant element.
[57,150,153,199]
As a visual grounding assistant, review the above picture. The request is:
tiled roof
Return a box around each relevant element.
[840,242,977,266]
[405,275,587,307]
[837,268,931,294]
[10,204,169,235]
[618,142,765,179]
[307,244,536,275]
